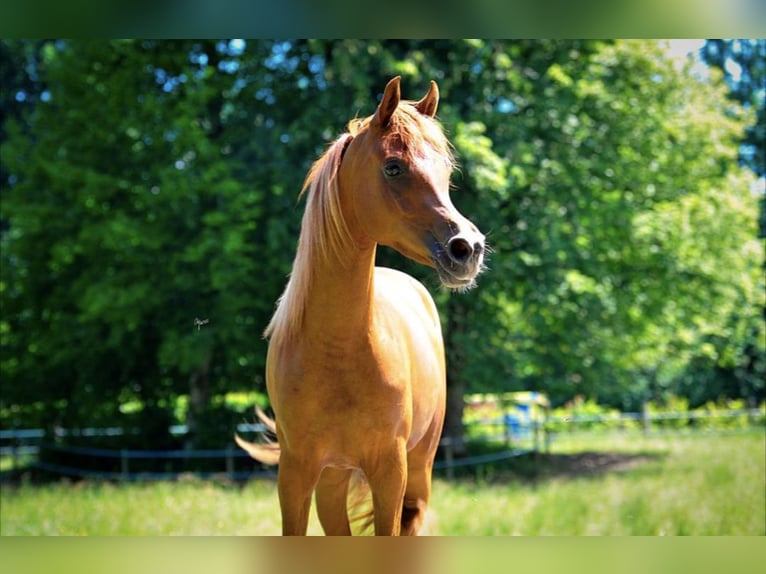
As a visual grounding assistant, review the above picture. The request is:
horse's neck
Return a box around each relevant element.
[302,242,377,342]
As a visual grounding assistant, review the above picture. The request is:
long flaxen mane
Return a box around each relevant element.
[263,102,455,346]
[262,132,353,344]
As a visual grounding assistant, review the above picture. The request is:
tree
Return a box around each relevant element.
[491,40,763,410]
[2,39,761,449]
[702,39,765,177]
[689,38,766,407]
[364,40,764,418]
[1,40,275,445]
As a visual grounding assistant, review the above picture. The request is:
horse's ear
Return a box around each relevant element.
[372,76,401,128]
[415,80,439,117]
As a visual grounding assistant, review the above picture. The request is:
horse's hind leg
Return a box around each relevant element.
[315,467,352,535]
[401,420,442,535]
[400,464,434,535]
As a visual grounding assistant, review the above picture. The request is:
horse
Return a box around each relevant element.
[236,76,485,535]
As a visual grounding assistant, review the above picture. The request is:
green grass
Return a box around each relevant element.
[432,431,765,535]
[1,430,763,535]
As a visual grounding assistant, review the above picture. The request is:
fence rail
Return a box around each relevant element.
[546,408,764,423]
[2,409,763,482]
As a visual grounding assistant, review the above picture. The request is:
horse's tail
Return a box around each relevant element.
[347,470,375,535]
[345,472,439,535]
[234,405,281,465]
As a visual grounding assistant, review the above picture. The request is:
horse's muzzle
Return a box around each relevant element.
[430,229,486,290]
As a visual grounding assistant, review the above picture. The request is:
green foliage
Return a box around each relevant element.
[644,395,691,430]
[702,40,766,176]
[1,40,763,444]
[546,397,635,433]
[542,395,764,434]
[1,40,278,440]
[691,398,762,430]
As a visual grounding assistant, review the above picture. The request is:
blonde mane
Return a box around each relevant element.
[264,104,453,343]
[263,133,352,341]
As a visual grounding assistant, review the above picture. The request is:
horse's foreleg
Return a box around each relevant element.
[277,454,321,536]
[315,467,352,535]
[364,441,407,536]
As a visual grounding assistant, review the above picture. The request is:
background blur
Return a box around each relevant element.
[1,40,764,458]
[2,0,765,36]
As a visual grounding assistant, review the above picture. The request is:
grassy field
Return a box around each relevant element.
[1,430,763,535]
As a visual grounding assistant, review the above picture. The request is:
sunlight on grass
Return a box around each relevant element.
[431,430,765,535]
[1,479,279,536]
[1,431,763,535]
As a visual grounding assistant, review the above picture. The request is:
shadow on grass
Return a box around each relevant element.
[3,441,666,489]
[433,442,666,485]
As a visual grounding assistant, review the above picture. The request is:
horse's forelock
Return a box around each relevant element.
[392,103,455,166]
[347,104,453,167]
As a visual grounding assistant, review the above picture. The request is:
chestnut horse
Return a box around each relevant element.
[237,77,485,535]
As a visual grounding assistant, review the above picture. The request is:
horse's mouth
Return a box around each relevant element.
[392,237,483,290]
[432,258,479,290]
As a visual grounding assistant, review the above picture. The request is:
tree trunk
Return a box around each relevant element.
[186,350,212,449]
[442,295,469,457]
[444,373,468,457]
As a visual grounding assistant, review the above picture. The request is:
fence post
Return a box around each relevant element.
[747,398,757,426]
[544,407,551,454]
[11,442,18,472]
[225,446,234,478]
[641,402,650,436]
[120,450,129,481]
[443,437,454,481]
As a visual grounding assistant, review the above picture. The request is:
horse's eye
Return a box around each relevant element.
[383,161,403,178]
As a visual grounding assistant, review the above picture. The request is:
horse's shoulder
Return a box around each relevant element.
[374,267,439,321]
[374,266,426,294]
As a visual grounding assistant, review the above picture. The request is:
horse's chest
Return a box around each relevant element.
[275,339,408,422]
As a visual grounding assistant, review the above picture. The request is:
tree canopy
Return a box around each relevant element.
[1,39,763,445]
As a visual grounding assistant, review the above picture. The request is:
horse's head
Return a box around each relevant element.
[339,76,485,290]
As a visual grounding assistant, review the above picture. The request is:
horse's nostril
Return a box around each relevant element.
[448,237,473,263]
